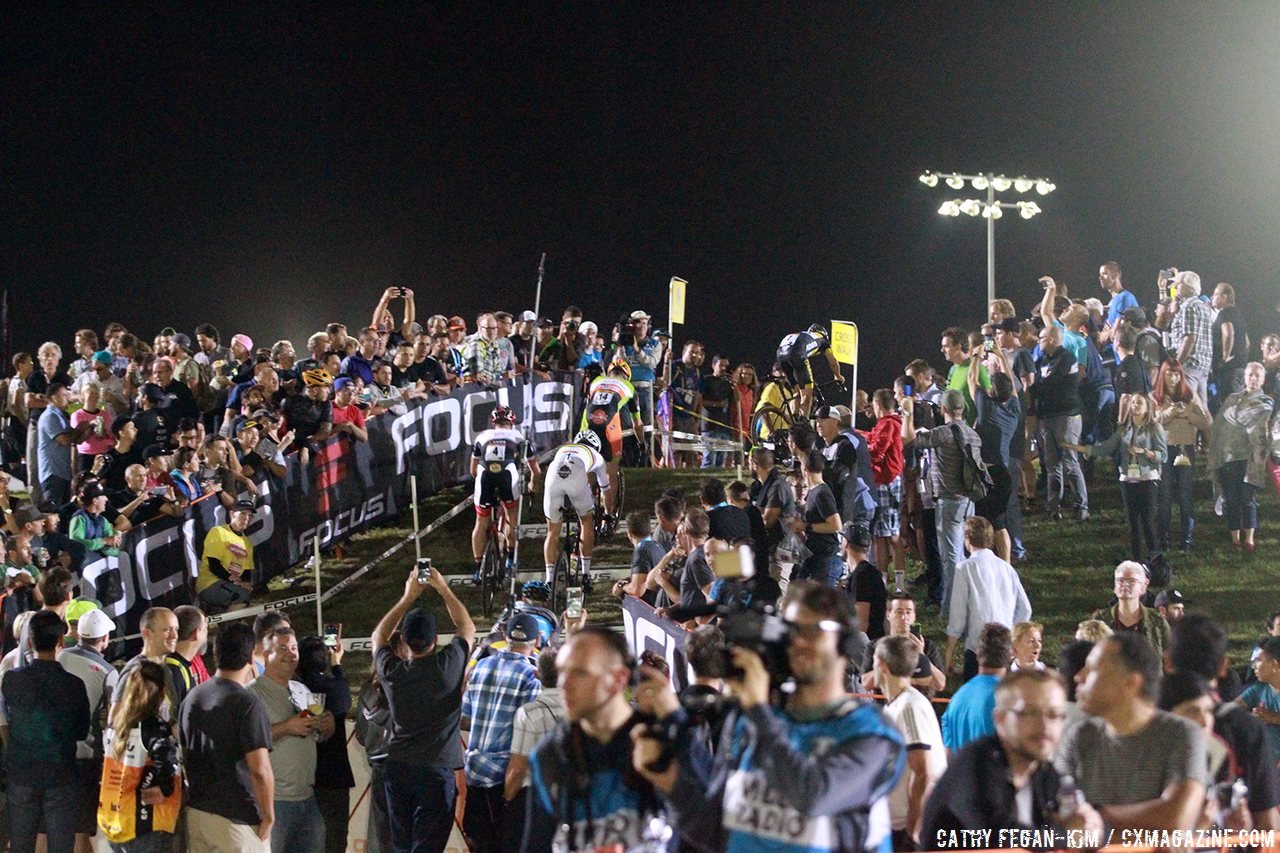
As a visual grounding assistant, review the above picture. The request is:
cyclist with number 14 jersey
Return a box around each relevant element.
[581,357,636,517]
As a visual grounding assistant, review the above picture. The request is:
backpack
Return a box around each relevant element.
[1144,551,1174,589]
[1134,329,1168,383]
[949,423,992,501]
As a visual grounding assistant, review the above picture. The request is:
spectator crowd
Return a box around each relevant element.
[3,262,1280,852]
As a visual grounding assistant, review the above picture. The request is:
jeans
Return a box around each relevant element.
[40,474,71,507]
[1122,480,1159,561]
[367,762,393,853]
[1220,459,1258,532]
[935,495,973,613]
[462,784,505,853]
[701,426,731,468]
[1005,456,1026,556]
[272,796,326,853]
[384,761,457,853]
[796,552,844,587]
[1158,447,1196,547]
[1040,414,1088,514]
[8,782,79,853]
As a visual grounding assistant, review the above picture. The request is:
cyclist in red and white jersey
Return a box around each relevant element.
[542,429,610,584]
[470,406,540,584]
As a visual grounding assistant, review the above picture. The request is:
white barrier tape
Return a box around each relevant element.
[319,495,475,604]
[445,566,629,587]
[120,590,322,640]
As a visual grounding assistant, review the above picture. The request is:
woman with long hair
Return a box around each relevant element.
[732,363,758,447]
[1208,362,1274,552]
[1067,393,1167,561]
[1152,359,1211,550]
[98,660,181,852]
[169,447,204,503]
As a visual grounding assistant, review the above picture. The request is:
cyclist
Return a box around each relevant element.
[469,580,560,670]
[776,324,845,416]
[542,429,610,587]
[470,405,540,584]
[580,356,636,517]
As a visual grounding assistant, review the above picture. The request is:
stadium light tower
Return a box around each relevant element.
[919,170,1054,305]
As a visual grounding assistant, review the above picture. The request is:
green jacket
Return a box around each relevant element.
[1089,603,1170,659]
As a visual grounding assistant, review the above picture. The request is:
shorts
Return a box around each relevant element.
[475,464,519,517]
[544,474,595,522]
[199,579,252,610]
[583,412,620,461]
[872,477,902,538]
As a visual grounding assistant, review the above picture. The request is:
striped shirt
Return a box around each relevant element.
[462,649,541,787]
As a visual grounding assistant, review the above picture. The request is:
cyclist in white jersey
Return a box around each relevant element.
[542,429,610,584]
[470,406,540,584]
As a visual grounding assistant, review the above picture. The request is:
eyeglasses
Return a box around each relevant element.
[1114,577,1142,587]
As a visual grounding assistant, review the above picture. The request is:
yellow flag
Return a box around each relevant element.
[669,277,688,325]
[830,320,858,365]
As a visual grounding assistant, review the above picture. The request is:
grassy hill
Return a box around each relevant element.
[257,464,1278,689]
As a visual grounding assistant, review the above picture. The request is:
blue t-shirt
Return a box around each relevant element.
[1106,289,1139,328]
[941,674,998,751]
[1238,681,1280,763]
[37,406,73,482]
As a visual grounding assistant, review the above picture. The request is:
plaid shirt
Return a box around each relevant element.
[1170,297,1213,372]
[461,649,541,786]
[463,335,512,380]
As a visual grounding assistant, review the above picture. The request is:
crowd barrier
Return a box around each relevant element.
[86,373,580,641]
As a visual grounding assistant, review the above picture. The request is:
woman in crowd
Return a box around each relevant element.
[168,447,207,503]
[1152,360,1211,551]
[71,382,115,475]
[1009,621,1046,672]
[1067,393,1166,561]
[1209,361,1274,552]
[297,634,354,853]
[98,660,182,852]
[355,632,398,853]
[732,363,758,447]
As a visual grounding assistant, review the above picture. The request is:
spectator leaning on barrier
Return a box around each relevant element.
[197,498,257,612]
[180,621,275,852]
[372,564,476,853]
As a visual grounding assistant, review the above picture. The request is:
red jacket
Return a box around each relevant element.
[863,413,904,485]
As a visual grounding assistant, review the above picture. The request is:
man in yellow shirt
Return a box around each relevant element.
[197,499,256,611]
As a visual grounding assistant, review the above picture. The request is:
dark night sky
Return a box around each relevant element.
[6,3,1280,389]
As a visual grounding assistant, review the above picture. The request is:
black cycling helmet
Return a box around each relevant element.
[490,405,516,426]
[521,580,552,602]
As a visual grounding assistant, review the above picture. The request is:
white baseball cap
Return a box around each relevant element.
[77,609,116,639]
[518,310,538,322]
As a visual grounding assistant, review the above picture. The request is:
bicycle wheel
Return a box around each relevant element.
[750,404,794,449]
[480,536,503,619]
[550,547,570,615]
[615,468,626,517]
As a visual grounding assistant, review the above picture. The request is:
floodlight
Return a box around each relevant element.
[971,175,989,190]
[938,201,960,216]
[1035,179,1056,195]
[991,175,1012,192]
[959,199,982,216]
[982,205,1003,220]
[919,172,939,187]
[1018,201,1041,219]
[946,175,965,189]
[1013,176,1034,193]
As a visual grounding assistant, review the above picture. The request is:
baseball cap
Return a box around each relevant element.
[402,608,438,649]
[141,444,170,461]
[139,383,166,403]
[80,482,108,502]
[813,405,839,421]
[629,310,651,321]
[537,318,555,328]
[833,404,854,427]
[91,350,113,366]
[111,414,134,435]
[249,408,279,423]
[578,321,598,337]
[15,505,43,526]
[448,316,467,331]
[1154,589,1187,608]
[506,612,542,644]
[518,310,537,322]
[231,333,254,352]
[1121,306,1147,326]
[231,498,256,514]
[332,376,354,391]
[76,608,115,639]
[171,332,192,351]
[839,521,871,550]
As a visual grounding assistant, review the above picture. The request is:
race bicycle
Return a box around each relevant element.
[550,497,594,615]
[477,501,513,619]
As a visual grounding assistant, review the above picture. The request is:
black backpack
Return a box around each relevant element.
[1144,551,1174,589]
[949,423,992,501]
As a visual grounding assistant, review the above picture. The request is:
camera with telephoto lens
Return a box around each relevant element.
[145,731,181,797]
[613,314,637,347]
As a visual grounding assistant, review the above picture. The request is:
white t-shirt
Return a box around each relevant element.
[882,685,948,831]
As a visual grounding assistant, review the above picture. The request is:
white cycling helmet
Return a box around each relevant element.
[574,429,602,452]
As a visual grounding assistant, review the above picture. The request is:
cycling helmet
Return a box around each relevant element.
[607,357,632,382]
[807,323,829,339]
[574,429,602,452]
[520,580,552,603]
[490,405,516,426]
[302,368,334,387]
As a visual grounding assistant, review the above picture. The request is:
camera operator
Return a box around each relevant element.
[613,310,661,453]
[631,583,905,853]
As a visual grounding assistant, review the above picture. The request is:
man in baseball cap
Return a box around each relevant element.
[460,610,542,851]
[1154,589,1188,625]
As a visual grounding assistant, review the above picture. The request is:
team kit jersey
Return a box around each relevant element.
[472,426,532,514]
[544,442,609,520]
[580,375,635,460]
